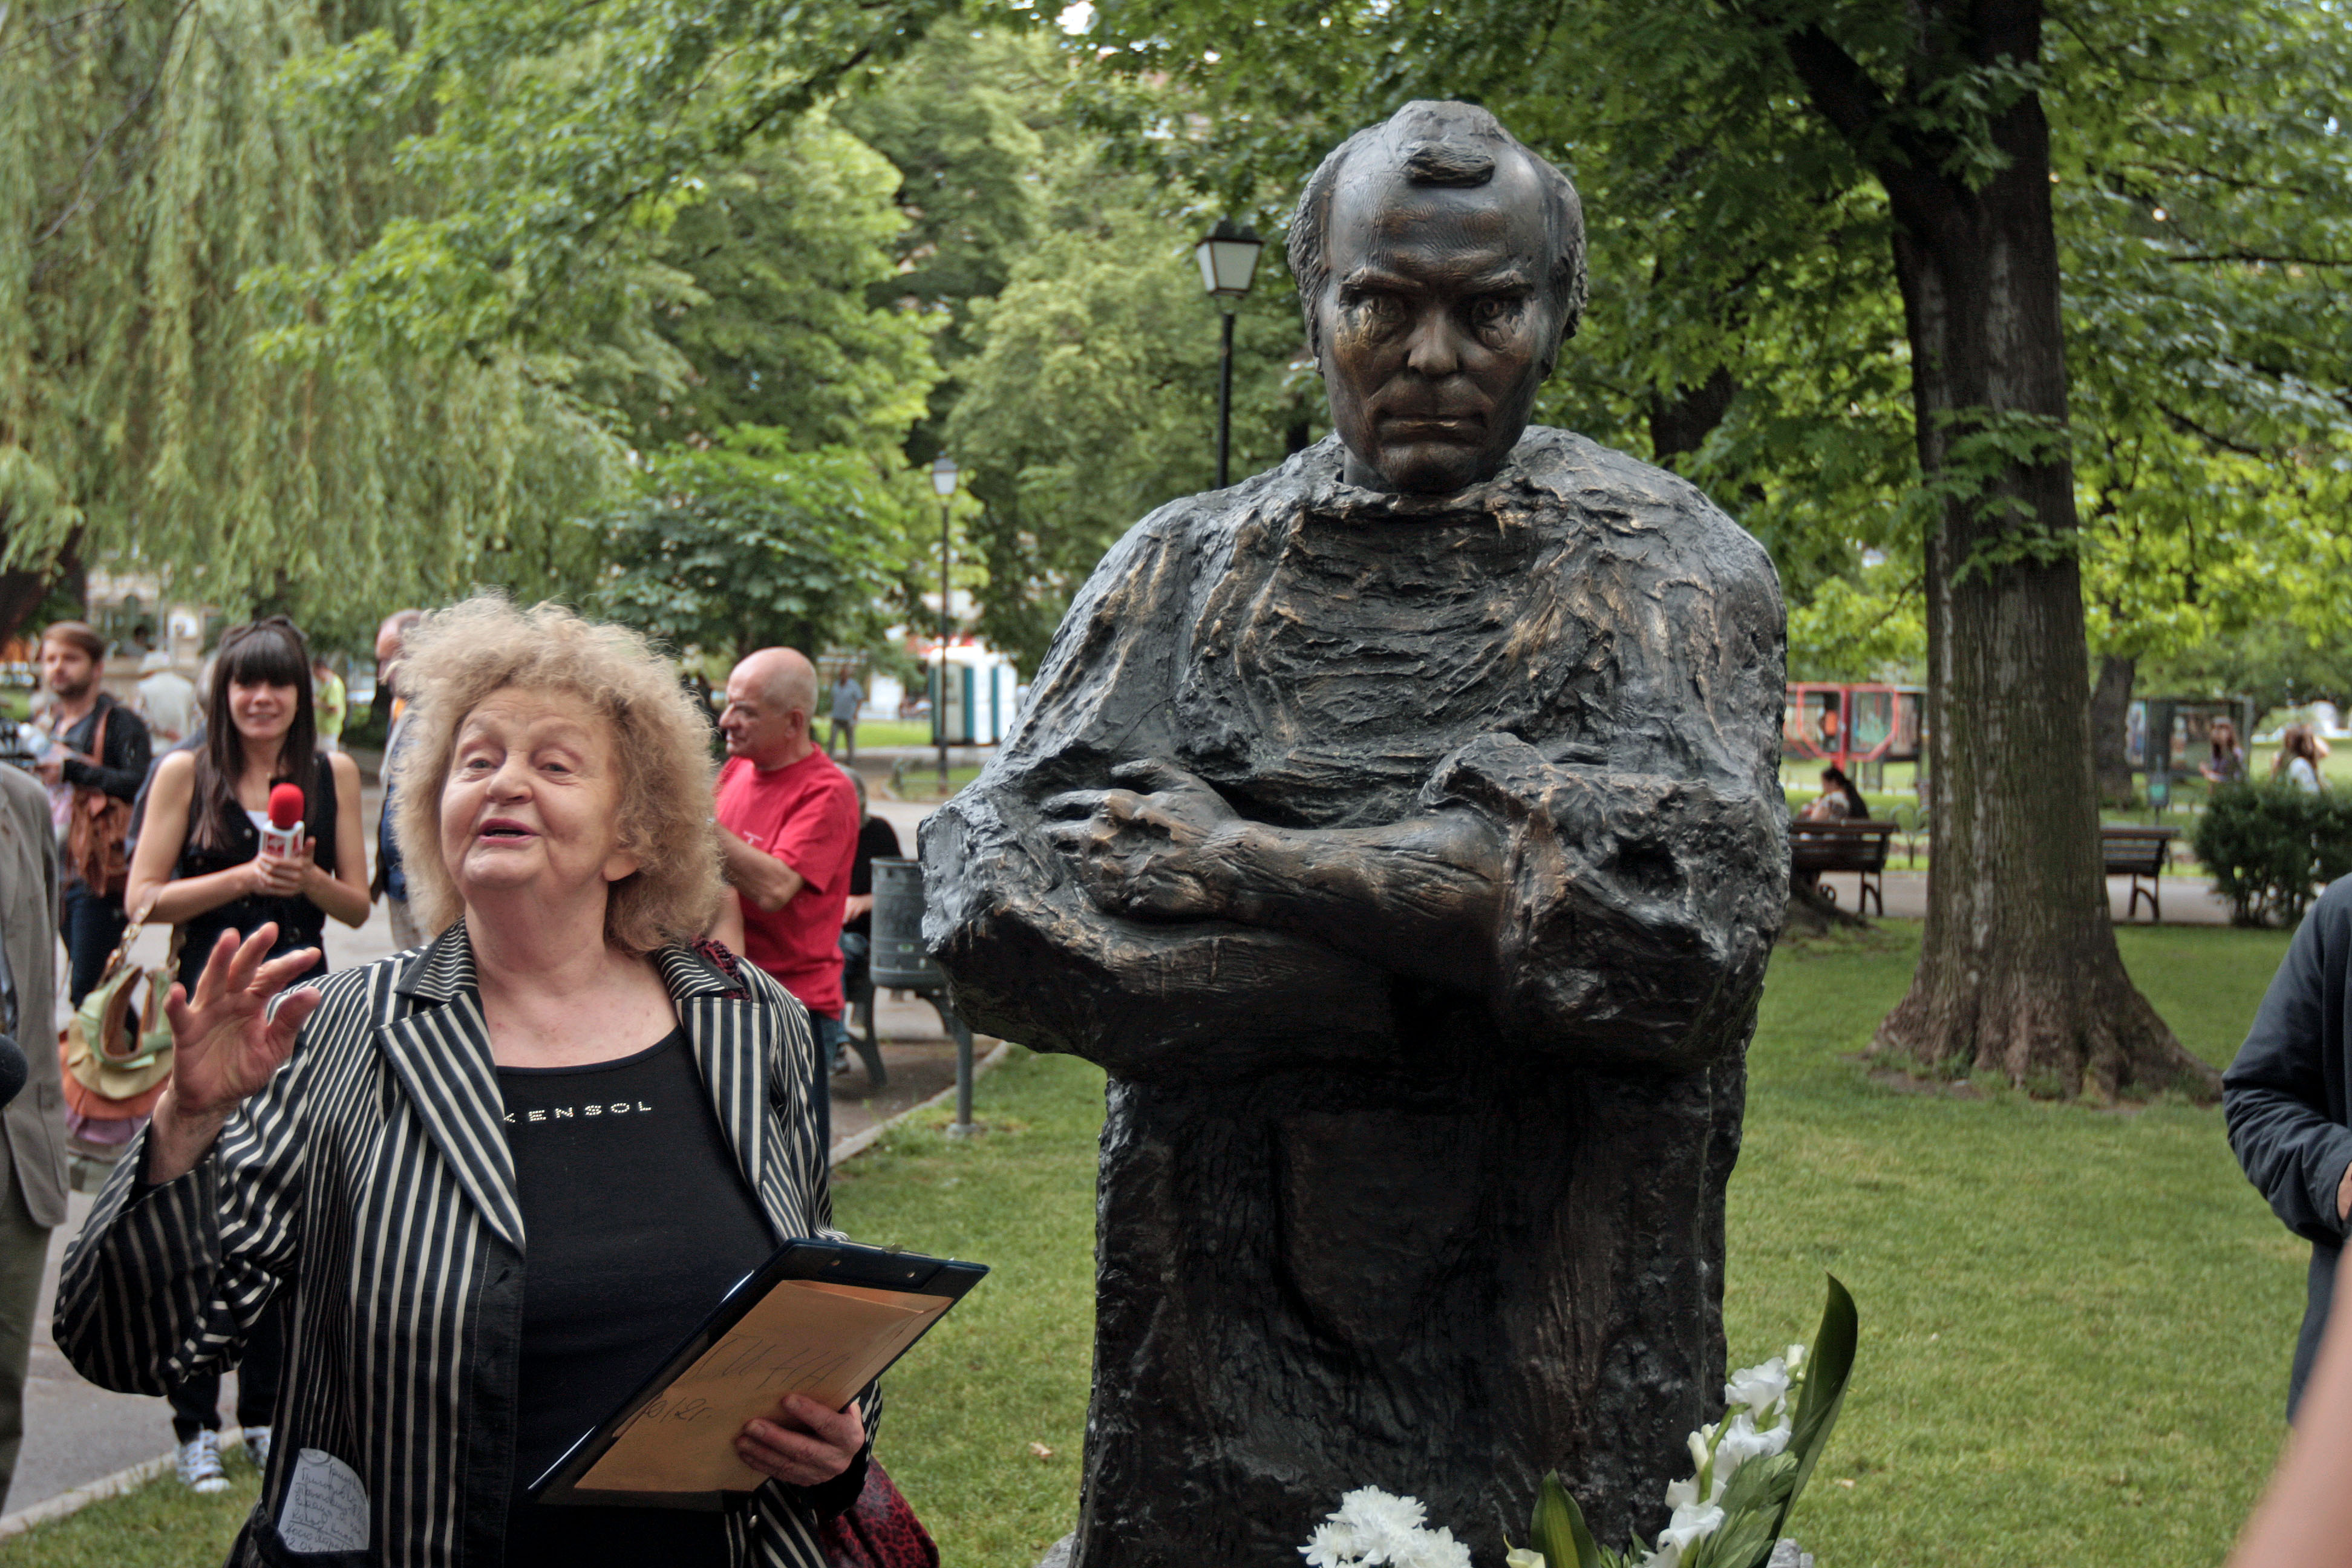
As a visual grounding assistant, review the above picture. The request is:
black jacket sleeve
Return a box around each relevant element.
[2225,877,2352,1245]
[60,698,152,803]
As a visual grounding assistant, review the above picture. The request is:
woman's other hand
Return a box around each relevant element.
[147,924,322,1183]
[736,1393,864,1488]
[247,844,307,899]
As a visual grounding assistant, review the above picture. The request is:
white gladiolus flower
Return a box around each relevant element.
[1659,1497,1726,1553]
[1709,1412,1794,1501]
[1505,1550,1547,1568]
[1664,1477,1700,1512]
[1725,1356,1792,1416]
[1785,1343,1807,1375]
[1639,1546,1684,1568]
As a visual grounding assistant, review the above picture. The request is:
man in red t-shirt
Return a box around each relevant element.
[713,647,860,1148]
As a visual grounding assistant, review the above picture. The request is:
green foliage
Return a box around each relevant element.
[1,0,627,630]
[2190,781,2352,927]
[2059,1,2352,669]
[1532,1473,1604,1568]
[1065,0,2352,683]
[2148,620,2352,722]
[598,120,942,453]
[1787,570,1922,684]
[257,0,967,360]
[587,437,932,669]
[841,28,1321,675]
[836,28,1071,368]
[946,157,1318,671]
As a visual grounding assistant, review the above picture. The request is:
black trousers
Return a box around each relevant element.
[60,883,127,1007]
[166,1297,286,1442]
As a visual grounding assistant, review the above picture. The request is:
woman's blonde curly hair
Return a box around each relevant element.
[390,595,725,955]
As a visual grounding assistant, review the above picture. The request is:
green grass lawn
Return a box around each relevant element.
[15,923,2305,1567]
[851,718,937,750]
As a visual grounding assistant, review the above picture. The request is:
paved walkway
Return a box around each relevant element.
[1805,866,2235,926]
[15,787,964,1514]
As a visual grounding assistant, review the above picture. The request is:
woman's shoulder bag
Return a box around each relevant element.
[58,902,176,1124]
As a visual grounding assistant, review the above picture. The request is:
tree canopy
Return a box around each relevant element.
[1,0,627,641]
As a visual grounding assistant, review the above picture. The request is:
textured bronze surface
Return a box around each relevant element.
[923,102,1786,1566]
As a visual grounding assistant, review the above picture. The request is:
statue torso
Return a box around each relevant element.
[1169,436,1622,827]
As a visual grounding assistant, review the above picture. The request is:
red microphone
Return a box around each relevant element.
[261,782,305,858]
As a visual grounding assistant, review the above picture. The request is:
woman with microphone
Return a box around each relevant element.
[122,614,367,1490]
[127,616,370,992]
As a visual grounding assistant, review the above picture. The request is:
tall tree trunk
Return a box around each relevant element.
[0,524,82,650]
[1782,2,2216,1099]
[2088,653,2137,806]
[0,571,47,652]
[1649,367,1739,470]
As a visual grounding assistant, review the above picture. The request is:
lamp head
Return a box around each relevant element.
[929,452,959,498]
[1195,220,1266,302]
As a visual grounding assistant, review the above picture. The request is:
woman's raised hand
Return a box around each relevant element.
[148,925,321,1183]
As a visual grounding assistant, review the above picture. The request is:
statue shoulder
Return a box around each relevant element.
[1073,451,1322,611]
[1517,426,1781,596]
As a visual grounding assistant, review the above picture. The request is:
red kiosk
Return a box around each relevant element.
[1783,683,1927,788]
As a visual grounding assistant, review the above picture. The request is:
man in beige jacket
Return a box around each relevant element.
[0,761,67,1508]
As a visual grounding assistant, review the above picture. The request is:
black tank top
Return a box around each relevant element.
[173,752,338,991]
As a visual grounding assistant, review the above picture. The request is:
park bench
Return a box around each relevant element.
[1789,818,1896,917]
[2103,824,2178,923]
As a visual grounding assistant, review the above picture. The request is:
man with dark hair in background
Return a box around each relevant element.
[33,622,151,1003]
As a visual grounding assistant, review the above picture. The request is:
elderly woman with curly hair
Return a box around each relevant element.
[58,598,871,1568]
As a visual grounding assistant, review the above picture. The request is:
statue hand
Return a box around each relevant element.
[1042,759,1241,921]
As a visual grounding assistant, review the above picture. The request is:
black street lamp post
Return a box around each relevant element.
[930,452,958,789]
[1195,220,1266,488]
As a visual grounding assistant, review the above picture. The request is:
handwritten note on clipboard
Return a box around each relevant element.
[531,1239,987,1507]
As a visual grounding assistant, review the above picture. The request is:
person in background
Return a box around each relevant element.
[827,672,863,760]
[835,771,901,1064]
[57,596,869,1566]
[1798,764,1869,823]
[311,655,347,754]
[714,647,859,1149]
[2276,724,2327,794]
[373,609,426,949]
[2204,717,2248,786]
[0,762,65,1511]
[136,650,201,748]
[122,615,368,1489]
[33,622,153,1004]
[2226,872,2352,1428]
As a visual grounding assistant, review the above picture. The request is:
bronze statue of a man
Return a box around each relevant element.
[923,102,1786,1566]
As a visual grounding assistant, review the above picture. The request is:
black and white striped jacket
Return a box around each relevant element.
[57,923,878,1567]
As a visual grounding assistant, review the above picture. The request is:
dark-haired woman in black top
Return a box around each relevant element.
[127,616,371,984]
[121,616,368,1485]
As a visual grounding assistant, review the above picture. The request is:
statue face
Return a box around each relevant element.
[1316,154,1560,495]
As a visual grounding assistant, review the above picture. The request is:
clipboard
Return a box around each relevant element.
[529,1238,987,1508]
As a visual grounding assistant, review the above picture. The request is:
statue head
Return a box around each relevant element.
[1290,102,1587,495]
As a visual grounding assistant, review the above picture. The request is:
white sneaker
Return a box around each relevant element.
[177,1430,230,1494]
[243,1425,272,1469]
